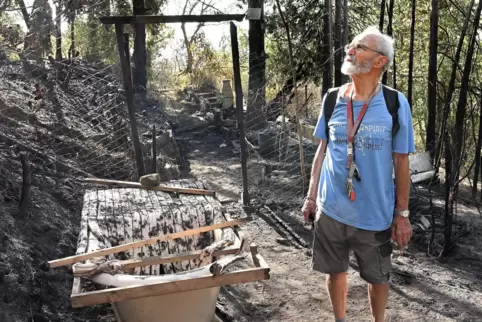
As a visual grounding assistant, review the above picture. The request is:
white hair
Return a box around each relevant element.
[356,26,395,73]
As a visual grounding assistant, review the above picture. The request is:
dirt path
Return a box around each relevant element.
[165,97,482,322]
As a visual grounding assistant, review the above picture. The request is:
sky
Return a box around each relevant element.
[13,0,250,59]
[162,0,250,58]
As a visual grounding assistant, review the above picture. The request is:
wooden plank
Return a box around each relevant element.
[46,220,245,269]
[249,244,269,269]
[72,247,241,277]
[71,277,82,295]
[71,267,269,308]
[84,178,216,196]
[99,14,246,25]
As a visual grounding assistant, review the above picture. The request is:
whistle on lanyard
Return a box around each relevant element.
[346,163,360,202]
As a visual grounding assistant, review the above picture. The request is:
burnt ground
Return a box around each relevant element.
[166,91,482,322]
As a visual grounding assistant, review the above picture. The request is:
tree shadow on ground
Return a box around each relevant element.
[391,278,482,320]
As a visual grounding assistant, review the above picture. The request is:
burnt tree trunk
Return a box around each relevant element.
[435,0,474,171]
[443,0,482,257]
[133,0,147,94]
[181,23,194,74]
[381,0,394,85]
[476,95,482,198]
[246,0,267,129]
[442,132,453,257]
[334,0,343,87]
[69,10,76,58]
[425,0,438,158]
[342,0,349,84]
[379,0,386,31]
[17,0,30,29]
[385,0,395,87]
[407,0,416,109]
[321,0,333,97]
[55,0,62,60]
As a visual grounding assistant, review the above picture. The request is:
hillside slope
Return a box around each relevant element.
[0,58,176,321]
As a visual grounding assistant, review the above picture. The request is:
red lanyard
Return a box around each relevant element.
[346,84,379,167]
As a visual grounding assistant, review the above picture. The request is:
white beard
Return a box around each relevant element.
[341,57,373,75]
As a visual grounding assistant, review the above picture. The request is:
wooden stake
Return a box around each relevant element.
[45,219,245,269]
[151,125,157,174]
[115,25,145,179]
[230,22,250,206]
[84,178,216,196]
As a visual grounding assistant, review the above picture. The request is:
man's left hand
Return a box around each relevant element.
[391,215,412,249]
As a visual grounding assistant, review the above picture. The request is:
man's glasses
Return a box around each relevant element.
[344,43,385,56]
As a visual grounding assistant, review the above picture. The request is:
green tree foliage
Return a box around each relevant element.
[259,0,481,154]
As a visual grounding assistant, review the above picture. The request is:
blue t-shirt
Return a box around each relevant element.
[313,84,416,231]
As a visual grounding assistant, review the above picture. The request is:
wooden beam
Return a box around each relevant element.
[84,178,216,196]
[71,266,269,308]
[45,220,245,269]
[99,14,246,25]
[73,247,241,277]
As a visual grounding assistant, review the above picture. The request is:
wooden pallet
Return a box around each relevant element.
[70,244,269,308]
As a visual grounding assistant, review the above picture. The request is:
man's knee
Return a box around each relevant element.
[327,272,347,281]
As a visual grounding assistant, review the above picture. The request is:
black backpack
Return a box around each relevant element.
[323,85,400,143]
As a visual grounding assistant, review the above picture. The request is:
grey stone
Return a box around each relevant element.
[139,173,160,186]
[2,274,17,285]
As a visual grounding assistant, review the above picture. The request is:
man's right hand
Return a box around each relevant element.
[301,197,317,222]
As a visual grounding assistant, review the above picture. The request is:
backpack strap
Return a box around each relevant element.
[381,85,400,137]
[323,87,340,143]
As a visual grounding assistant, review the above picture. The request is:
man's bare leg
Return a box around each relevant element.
[368,283,389,322]
[326,272,348,321]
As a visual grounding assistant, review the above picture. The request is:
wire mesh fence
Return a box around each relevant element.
[0,2,160,216]
[241,58,321,208]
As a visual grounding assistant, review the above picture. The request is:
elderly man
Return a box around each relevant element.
[301,26,415,322]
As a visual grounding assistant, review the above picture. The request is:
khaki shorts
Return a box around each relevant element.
[312,212,393,284]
